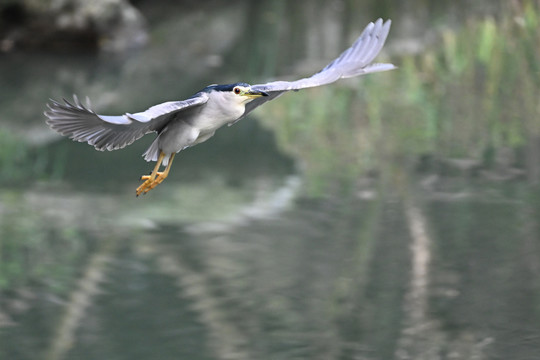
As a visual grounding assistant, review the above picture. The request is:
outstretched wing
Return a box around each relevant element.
[242,18,395,119]
[44,93,209,151]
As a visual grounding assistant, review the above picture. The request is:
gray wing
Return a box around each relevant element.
[242,18,395,118]
[45,93,209,151]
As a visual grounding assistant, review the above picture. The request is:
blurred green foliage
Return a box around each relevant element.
[259,1,540,195]
[0,194,86,293]
[0,129,50,185]
[0,130,32,183]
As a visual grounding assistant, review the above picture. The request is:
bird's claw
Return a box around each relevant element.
[136,172,167,196]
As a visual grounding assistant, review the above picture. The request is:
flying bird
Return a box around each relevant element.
[45,19,395,196]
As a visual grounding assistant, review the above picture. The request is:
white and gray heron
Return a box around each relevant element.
[45,19,395,196]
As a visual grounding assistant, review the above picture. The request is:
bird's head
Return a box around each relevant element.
[205,83,268,104]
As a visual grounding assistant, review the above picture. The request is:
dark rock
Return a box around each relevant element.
[0,0,147,53]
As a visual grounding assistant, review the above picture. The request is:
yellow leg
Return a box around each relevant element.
[136,152,176,196]
[140,153,175,193]
[136,152,165,196]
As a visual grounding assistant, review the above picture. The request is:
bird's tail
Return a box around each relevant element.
[143,137,160,163]
[142,136,173,166]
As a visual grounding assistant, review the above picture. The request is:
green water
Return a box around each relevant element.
[1,1,539,359]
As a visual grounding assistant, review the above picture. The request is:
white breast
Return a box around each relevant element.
[193,91,246,132]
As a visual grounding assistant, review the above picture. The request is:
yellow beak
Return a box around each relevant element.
[244,89,268,98]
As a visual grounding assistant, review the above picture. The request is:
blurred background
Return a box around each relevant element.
[1,0,539,359]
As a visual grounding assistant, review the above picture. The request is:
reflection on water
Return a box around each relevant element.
[1,0,540,359]
[5,180,537,359]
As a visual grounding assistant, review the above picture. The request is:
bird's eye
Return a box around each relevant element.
[233,87,241,95]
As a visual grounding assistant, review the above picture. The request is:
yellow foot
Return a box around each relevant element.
[136,172,168,196]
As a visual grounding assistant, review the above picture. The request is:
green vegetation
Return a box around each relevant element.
[258,1,540,194]
[0,128,53,186]
[0,130,35,184]
[0,194,87,294]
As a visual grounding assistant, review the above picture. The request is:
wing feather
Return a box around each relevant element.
[243,18,395,118]
[44,93,208,151]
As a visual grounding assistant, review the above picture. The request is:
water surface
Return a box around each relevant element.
[1,1,539,359]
